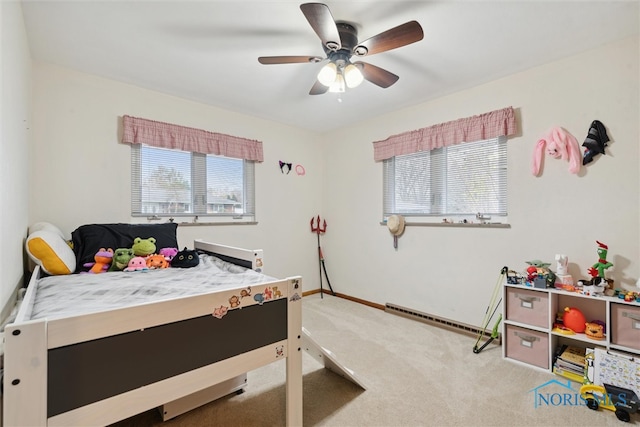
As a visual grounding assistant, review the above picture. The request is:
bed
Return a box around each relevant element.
[4,233,303,427]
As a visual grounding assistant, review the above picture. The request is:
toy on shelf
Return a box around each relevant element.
[552,324,576,335]
[590,240,613,282]
[582,278,607,297]
[554,253,574,289]
[525,259,556,288]
[562,306,586,333]
[615,289,640,302]
[579,241,614,297]
[585,322,605,340]
[506,269,524,284]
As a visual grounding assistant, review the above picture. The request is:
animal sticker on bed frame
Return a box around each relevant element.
[212,284,288,320]
[212,305,229,319]
[228,295,241,308]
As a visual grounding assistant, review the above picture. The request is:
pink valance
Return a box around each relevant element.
[122,115,264,162]
[373,106,517,161]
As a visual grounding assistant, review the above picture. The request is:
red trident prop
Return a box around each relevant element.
[310,215,327,235]
[310,215,335,298]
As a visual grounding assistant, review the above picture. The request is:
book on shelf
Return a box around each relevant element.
[555,358,583,373]
[553,366,584,383]
[553,345,591,384]
[556,345,586,366]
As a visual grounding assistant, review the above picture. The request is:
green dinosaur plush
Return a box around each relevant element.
[109,247,135,271]
[132,237,156,256]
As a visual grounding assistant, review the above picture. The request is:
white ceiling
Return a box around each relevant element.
[21,1,639,133]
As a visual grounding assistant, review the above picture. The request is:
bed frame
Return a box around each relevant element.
[3,239,303,426]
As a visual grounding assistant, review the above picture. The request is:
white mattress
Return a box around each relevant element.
[30,254,277,321]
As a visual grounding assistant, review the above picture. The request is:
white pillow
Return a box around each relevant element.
[29,221,66,239]
[26,230,76,275]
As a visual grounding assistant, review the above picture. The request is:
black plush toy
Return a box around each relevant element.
[171,247,200,268]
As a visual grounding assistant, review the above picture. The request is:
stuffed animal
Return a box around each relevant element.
[590,240,613,279]
[171,247,200,268]
[109,248,135,272]
[146,254,169,269]
[585,322,605,340]
[159,247,178,262]
[132,237,156,256]
[83,248,113,274]
[124,256,149,272]
[531,127,582,176]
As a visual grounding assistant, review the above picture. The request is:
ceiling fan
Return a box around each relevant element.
[258,3,424,95]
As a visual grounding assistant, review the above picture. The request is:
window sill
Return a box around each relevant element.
[177,221,258,227]
[380,221,510,229]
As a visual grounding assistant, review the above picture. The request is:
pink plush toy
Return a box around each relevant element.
[124,256,148,272]
[159,247,178,262]
[531,127,582,176]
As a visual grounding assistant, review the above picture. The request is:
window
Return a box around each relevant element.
[383,136,507,219]
[131,144,255,220]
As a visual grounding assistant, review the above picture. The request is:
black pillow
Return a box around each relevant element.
[71,223,178,273]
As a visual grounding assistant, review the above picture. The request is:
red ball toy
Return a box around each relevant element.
[563,307,586,333]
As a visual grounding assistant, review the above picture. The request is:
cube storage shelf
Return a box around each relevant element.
[502,283,640,372]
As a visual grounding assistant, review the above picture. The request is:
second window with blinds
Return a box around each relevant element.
[383,136,507,223]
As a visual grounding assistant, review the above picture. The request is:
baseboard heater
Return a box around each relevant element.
[385,303,502,345]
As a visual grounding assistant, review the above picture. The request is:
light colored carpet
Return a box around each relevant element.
[111,294,633,426]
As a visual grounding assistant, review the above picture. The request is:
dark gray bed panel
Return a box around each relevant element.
[47,298,287,417]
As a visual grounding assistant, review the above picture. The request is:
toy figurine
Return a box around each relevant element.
[554,253,574,289]
[555,254,568,275]
[589,241,613,279]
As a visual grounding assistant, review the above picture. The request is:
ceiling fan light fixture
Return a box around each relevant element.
[317,62,337,86]
[328,72,346,93]
[354,45,368,56]
[344,63,364,88]
[325,41,340,51]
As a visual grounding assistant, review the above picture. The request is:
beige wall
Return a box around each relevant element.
[1,2,31,315]
[321,36,639,326]
[29,63,324,284]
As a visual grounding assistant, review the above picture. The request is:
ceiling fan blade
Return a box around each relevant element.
[354,62,399,88]
[300,3,341,51]
[355,21,423,56]
[309,80,329,95]
[258,56,323,65]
